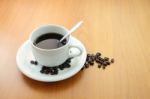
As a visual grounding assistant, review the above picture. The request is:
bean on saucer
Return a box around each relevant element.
[30,60,36,65]
[34,61,38,65]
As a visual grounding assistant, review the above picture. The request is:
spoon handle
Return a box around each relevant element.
[60,21,83,42]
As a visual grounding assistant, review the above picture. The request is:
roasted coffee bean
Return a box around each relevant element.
[91,54,95,60]
[106,61,110,65]
[111,58,114,63]
[89,61,94,65]
[91,57,94,62]
[85,64,89,68]
[66,58,71,63]
[59,65,64,70]
[98,64,101,68]
[42,66,46,70]
[101,57,105,61]
[53,69,58,74]
[30,60,35,64]
[96,52,101,57]
[50,68,58,75]
[103,61,108,66]
[86,56,90,61]
[44,69,50,74]
[40,69,44,73]
[97,56,103,61]
[99,60,104,65]
[87,54,91,57]
[81,67,84,70]
[88,58,93,63]
[84,62,89,67]
[52,67,56,69]
[95,57,101,63]
[62,63,67,68]
[34,61,38,65]
[65,63,71,68]
[104,57,109,61]
[85,61,89,64]
[50,69,55,75]
[102,66,106,69]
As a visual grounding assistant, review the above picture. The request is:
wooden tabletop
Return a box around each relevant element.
[0,0,150,99]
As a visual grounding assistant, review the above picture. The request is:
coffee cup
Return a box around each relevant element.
[29,24,83,67]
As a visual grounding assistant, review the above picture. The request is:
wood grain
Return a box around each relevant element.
[0,0,150,99]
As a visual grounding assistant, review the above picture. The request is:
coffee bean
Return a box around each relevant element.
[100,57,105,61]
[102,66,106,69]
[65,63,71,68]
[66,58,71,63]
[89,61,94,65]
[88,58,94,63]
[30,60,35,64]
[98,64,101,68]
[44,69,50,74]
[104,57,109,61]
[51,68,58,75]
[99,60,104,65]
[52,67,58,70]
[42,66,49,70]
[40,69,44,73]
[96,52,101,57]
[34,61,38,65]
[53,70,58,75]
[81,67,84,70]
[85,65,89,68]
[59,65,64,70]
[111,58,114,63]
[84,62,89,68]
[106,61,110,65]
[50,69,55,75]
[97,56,103,61]
[103,61,108,66]
[86,56,90,61]
[87,54,91,57]
[96,58,100,63]
[91,54,95,60]
[62,63,67,68]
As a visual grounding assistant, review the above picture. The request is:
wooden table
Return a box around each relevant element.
[0,0,150,99]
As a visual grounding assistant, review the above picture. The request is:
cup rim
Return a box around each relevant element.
[29,24,70,52]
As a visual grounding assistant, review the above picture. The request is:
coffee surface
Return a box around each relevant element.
[34,33,66,49]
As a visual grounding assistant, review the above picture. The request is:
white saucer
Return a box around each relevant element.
[16,36,87,82]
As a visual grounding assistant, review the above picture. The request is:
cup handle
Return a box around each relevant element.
[68,44,83,58]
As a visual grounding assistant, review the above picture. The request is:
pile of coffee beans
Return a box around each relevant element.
[82,52,114,70]
[30,58,72,75]
[30,52,115,75]
[40,66,58,75]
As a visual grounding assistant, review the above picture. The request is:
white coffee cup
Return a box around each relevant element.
[29,24,83,67]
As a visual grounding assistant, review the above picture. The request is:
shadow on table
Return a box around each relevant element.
[21,71,84,93]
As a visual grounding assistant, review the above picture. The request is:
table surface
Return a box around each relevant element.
[0,0,150,99]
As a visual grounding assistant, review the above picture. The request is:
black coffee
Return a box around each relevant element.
[34,33,67,49]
